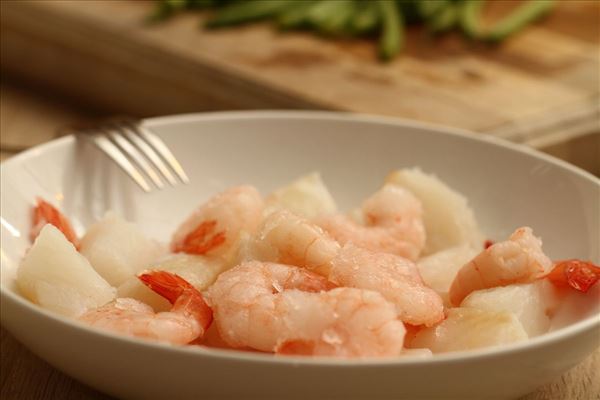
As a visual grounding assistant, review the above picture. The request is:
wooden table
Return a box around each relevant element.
[1,81,599,399]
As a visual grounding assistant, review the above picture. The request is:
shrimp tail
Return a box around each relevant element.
[139,271,213,331]
[31,198,79,249]
[173,220,226,255]
[138,271,194,303]
[546,259,600,293]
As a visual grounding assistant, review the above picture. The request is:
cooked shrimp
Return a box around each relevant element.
[250,210,340,276]
[31,198,79,248]
[207,261,405,357]
[251,210,442,326]
[317,185,425,260]
[79,271,212,344]
[546,259,600,293]
[331,244,444,326]
[171,186,264,260]
[449,227,552,306]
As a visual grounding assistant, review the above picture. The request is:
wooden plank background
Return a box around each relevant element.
[1,0,599,151]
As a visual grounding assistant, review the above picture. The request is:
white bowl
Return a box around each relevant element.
[1,111,599,400]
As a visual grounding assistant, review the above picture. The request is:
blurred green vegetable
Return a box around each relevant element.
[427,1,459,34]
[277,1,318,29]
[308,0,357,35]
[205,0,299,28]
[461,0,556,42]
[149,0,557,61]
[146,0,218,23]
[349,1,379,34]
[417,0,450,20]
[378,0,403,60]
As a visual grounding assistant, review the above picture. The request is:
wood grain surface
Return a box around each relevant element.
[1,0,599,149]
[1,81,599,400]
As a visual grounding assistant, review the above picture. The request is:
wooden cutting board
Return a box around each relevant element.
[1,0,599,151]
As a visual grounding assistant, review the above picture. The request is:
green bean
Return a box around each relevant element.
[315,0,358,35]
[427,1,459,34]
[305,1,345,28]
[277,1,318,30]
[459,0,482,38]
[145,0,557,61]
[186,0,219,8]
[418,0,451,19]
[349,1,380,35]
[377,0,404,61]
[461,0,556,42]
[146,0,186,23]
[205,0,298,28]
[166,0,188,8]
[486,0,555,41]
[146,0,218,23]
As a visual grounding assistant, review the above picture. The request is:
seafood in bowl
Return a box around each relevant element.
[18,170,599,357]
[1,111,599,399]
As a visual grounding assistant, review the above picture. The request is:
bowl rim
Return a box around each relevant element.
[1,110,599,367]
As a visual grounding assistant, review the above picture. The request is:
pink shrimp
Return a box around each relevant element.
[79,271,212,344]
[31,198,79,249]
[251,210,443,326]
[331,244,444,327]
[171,185,264,258]
[250,210,341,276]
[449,227,553,306]
[207,261,405,357]
[316,184,425,261]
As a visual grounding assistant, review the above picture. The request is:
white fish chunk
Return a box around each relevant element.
[80,213,166,286]
[461,280,559,337]
[386,168,483,255]
[18,225,115,317]
[265,172,337,219]
[411,308,528,353]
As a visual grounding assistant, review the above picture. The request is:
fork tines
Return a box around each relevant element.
[83,119,189,192]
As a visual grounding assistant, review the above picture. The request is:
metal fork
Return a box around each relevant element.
[77,119,189,192]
